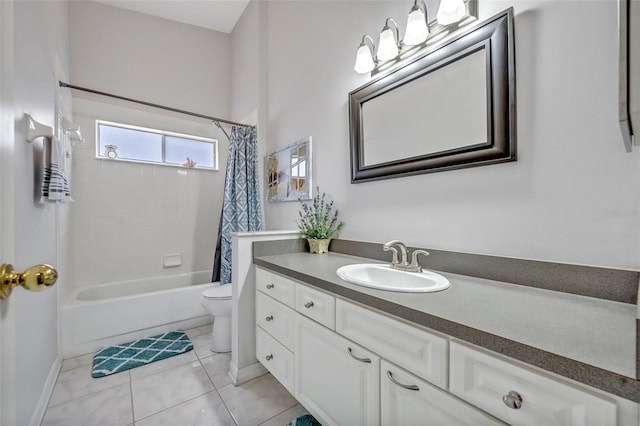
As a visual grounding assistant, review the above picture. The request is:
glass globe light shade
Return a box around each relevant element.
[404,7,429,46]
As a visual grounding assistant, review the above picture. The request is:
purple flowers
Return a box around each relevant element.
[297,187,345,239]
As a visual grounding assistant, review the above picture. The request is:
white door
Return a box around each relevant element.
[295,315,380,426]
[0,0,16,423]
[381,360,503,426]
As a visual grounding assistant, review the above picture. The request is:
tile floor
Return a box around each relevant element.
[42,323,308,426]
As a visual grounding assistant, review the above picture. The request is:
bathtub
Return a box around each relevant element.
[62,271,215,357]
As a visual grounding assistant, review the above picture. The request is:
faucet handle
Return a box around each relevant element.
[409,249,430,272]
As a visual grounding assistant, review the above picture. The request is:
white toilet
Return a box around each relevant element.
[200,284,232,353]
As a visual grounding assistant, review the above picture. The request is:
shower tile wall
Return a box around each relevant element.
[68,100,229,293]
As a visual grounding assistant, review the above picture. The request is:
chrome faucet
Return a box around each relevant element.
[383,240,429,273]
[383,240,407,265]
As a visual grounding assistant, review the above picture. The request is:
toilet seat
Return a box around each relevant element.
[202,284,232,300]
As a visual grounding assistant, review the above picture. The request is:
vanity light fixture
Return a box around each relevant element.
[376,18,400,62]
[436,0,466,26]
[354,35,376,74]
[404,0,429,46]
[354,0,476,75]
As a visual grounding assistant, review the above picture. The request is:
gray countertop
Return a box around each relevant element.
[254,251,640,401]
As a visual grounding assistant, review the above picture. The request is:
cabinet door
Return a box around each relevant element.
[381,360,503,426]
[295,315,379,426]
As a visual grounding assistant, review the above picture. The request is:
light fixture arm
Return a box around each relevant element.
[383,18,401,47]
[411,0,427,16]
[361,35,376,57]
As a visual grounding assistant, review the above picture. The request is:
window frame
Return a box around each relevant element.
[95,119,219,171]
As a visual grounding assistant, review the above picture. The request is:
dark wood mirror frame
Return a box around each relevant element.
[348,8,516,183]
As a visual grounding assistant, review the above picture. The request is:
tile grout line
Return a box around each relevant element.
[128,352,213,423]
[132,390,222,424]
[257,401,303,426]
[128,370,135,426]
[197,353,239,425]
[48,354,129,409]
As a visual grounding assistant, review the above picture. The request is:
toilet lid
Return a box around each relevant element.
[202,284,232,299]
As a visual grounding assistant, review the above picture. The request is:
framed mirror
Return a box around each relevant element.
[266,137,312,202]
[349,8,516,183]
[619,0,639,151]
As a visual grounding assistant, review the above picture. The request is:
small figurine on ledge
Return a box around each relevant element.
[182,157,196,168]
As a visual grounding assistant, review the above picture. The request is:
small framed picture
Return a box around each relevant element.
[266,137,312,202]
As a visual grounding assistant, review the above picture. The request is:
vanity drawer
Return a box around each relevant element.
[449,341,617,426]
[295,284,335,329]
[256,291,295,350]
[256,326,295,394]
[336,299,448,389]
[256,267,295,308]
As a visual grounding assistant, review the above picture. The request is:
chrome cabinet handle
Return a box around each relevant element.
[265,315,274,322]
[347,347,371,363]
[265,354,273,361]
[387,371,419,391]
[266,283,275,289]
[503,391,523,409]
[304,301,314,309]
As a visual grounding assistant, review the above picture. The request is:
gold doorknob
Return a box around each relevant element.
[0,263,58,299]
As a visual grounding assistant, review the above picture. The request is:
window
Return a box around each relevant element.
[96,120,218,170]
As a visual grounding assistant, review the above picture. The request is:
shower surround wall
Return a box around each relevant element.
[67,1,234,293]
[69,99,227,292]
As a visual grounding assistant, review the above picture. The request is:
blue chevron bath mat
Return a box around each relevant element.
[91,330,193,378]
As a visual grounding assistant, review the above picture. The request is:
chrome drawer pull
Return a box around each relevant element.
[347,347,371,363]
[387,371,419,391]
[266,283,275,289]
[265,315,274,322]
[502,391,523,409]
[265,354,273,361]
[304,301,314,309]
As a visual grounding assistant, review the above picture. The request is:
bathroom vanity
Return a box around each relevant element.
[253,239,640,426]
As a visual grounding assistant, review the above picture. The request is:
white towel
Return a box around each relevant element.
[40,136,73,203]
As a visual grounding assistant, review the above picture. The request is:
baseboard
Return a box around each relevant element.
[228,359,267,386]
[28,354,62,426]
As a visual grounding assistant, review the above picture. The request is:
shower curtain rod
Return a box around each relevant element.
[59,81,255,129]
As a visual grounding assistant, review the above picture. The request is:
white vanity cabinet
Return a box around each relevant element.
[296,315,380,426]
[255,266,634,426]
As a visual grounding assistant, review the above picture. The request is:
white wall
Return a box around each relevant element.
[70,1,231,118]
[257,0,640,269]
[230,0,268,224]
[231,0,260,125]
[67,2,234,291]
[11,0,69,423]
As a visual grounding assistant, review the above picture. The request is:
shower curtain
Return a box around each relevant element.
[213,125,262,284]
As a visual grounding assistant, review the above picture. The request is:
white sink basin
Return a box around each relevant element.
[336,263,450,293]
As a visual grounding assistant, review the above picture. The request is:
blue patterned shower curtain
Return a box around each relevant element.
[217,126,262,285]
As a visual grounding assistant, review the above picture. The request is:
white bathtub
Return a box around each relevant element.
[62,271,215,357]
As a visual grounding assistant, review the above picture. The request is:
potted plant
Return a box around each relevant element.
[297,187,345,254]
